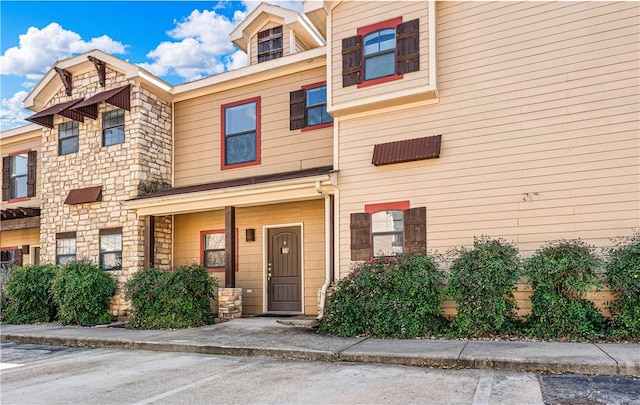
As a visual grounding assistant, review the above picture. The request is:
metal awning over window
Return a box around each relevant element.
[72,84,131,120]
[25,98,85,128]
[64,186,102,205]
[372,134,442,166]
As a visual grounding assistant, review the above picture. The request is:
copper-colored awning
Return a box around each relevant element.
[372,135,442,166]
[64,186,102,205]
[25,98,85,128]
[72,85,131,119]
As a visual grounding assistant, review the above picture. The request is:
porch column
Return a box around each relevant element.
[144,215,155,269]
[225,206,236,288]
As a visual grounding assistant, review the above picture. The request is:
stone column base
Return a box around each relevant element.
[218,287,242,321]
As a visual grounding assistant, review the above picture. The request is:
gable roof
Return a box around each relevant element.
[23,49,171,112]
[230,3,325,52]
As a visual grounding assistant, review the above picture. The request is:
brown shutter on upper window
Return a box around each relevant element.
[350,212,371,261]
[27,151,36,197]
[14,248,23,267]
[2,156,10,201]
[342,35,363,87]
[396,19,420,75]
[290,89,306,130]
[403,207,426,255]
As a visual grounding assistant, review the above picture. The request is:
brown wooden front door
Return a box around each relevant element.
[267,226,302,312]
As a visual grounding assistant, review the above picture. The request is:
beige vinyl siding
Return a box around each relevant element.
[173,66,332,187]
[330,1,430,107]
[0,228,40,249]
[337,1,640,277]
[174,199,326,315]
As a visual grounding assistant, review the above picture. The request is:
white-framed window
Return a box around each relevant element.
[56,237,76,265]
[59,121,79,155]
[9,154,28,199]
[363,29,397,81]
[202,230,225,269]
[222,97,260,169]
[102,109,125,146]
[371,210,404,257]
[100,229,122,271]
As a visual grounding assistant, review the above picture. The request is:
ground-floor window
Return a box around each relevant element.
[56,232,76,265]
[202,230,225,270]
[99,228,122,271]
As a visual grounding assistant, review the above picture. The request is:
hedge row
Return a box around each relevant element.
[1,262,217,330]
[320,234,640,341]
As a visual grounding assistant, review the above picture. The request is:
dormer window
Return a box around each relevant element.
[257,26,283,63]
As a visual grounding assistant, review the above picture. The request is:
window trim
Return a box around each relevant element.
[220,96,261,170]
[102,108,125,147]
[300,82,333,132]
[99,228,123,271]
[200,229,239,273]
[58,120,79,155]
[357,17,403,88]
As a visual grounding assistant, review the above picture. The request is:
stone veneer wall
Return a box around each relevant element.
[39,68,172,316]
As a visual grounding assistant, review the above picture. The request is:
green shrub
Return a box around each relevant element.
[52,260,116,325]
[125,264,217,329]
[319,255,448,338]
[447,237,521,337]
[524,239,605,340]
[606,232,640,339]
[2,265,60,324]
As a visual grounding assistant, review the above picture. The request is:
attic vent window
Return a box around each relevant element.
[257,26,283,63]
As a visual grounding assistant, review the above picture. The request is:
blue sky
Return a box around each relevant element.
[0,0,304,130]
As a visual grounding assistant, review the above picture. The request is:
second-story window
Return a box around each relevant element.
[289,83,333,131]
[2,151,36,201]
[363,29,396,81]
[59,121,79,155]
[222,97,261,169]
[9,154,28,199]
[103,109,125,146]
[257,26,283,63]
[305,86,333,127]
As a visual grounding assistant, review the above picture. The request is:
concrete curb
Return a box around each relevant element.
[3,333,638,377]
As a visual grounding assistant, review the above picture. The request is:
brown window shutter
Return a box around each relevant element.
[396,19,420,75]
[350,212,371,261]
[14,248,23,267]
[403,207,426,255]
[2,156,9,201]
[27,151,37,197]
[290,89,306,130]
[342,35,363,87]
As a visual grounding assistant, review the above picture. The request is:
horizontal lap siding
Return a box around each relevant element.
[330,1,430,107]
[337,1,640,277]
[174,199,325,315]
[0,228,40,249]
[173,67,332,187]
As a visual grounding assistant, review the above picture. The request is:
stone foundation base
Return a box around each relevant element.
[218,288,242,321]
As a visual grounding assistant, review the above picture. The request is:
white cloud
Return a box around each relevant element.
[242,0,304,13]
[0,91,30,131]
[0,23,126,79]
[141,1,304,81]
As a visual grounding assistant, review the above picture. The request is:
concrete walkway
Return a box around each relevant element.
[1,318,638,377]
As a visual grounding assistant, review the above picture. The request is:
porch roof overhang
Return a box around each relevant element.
[124,167,337,217]
[1,207,41,221]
